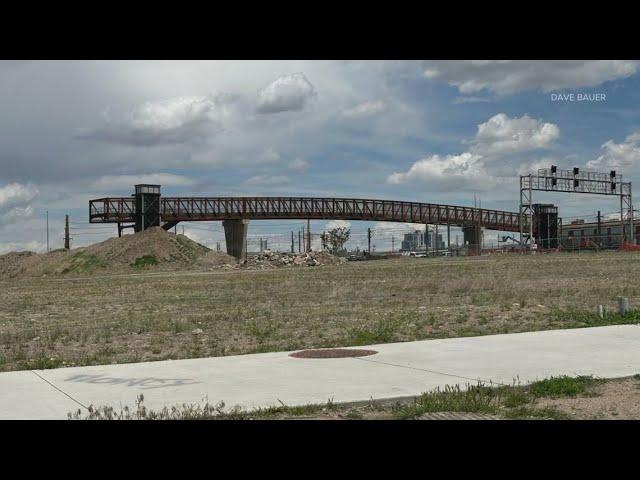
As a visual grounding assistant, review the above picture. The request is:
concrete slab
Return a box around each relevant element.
[1,324,639,419]
[0,370,82,420]
[360,324,640,386]
[35,352,459,417]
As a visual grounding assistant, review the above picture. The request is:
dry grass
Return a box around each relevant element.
[68,375,640,420]
[2,250,640,372]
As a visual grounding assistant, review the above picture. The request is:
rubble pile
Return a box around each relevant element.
[244,249,346,269]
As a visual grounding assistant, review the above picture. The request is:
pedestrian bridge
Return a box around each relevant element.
[89,187,525,259]
[89,195,523,231]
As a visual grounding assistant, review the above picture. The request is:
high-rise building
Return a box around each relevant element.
[400,229,445,251]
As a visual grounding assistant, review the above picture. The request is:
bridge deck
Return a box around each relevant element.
[89,196,524,232]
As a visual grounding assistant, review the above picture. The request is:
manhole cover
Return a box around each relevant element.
[289,348,378,359]
[417,412,500,420]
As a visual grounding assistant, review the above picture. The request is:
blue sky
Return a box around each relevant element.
[1,60,640,253]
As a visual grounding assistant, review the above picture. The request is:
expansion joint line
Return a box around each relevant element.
[31,370,89,410]
[352,357,509,387]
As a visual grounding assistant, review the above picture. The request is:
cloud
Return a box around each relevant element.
[256,73,317,114]
[181,227,221,250]
[471,113,560,157]
[341,100,387,118]
[325,219,351,230]
[373,221,423,234]
[77,94,236,147]
[257,147,281,165]
[387,152,492,191]
[245,174,291,186]
[288,158,309,172]
[586,132,640,171]
[0,182,37,209]
[90,173,195,190]
[0,183,38,225]
[0,205,35,226]
[423,60,638,95]
[452,96,492,105]
[387,113,560,190]
[0,240,45,254]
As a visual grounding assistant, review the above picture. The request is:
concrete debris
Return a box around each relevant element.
[191,328,204,335]
[243,250,346,269]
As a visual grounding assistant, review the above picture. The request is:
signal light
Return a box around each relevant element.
[610,170,616,178]
[573,167,580,175]
[551,165,557,174]
[552,178,557,186]
[574,179,579,187]
[611,182,617,191]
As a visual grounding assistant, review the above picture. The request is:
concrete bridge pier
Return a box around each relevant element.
[463,224,483,254]
[223,219,249,261]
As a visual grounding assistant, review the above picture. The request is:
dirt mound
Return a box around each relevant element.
[0,249,73,278]
[0,227,236,278]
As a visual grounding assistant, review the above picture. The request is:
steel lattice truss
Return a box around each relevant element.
[89,196,526,232]
[531,167,632,196]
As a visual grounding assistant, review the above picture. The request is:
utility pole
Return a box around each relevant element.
[301,226,305,252]
[597,210,601,246]
[298,229,302,253]
[447,222,451,251]
[367,227,372,255]
[306,218,311,252]
[46,210,49,253]
[425,224,428,256]
[64,214,70,250]
[391,235,395,253]
[291,231,294,253]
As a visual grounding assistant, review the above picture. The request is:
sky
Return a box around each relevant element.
[2,60,640,253]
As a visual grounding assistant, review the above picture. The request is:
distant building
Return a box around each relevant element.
[561,218,640,248]
[400,229,445,252]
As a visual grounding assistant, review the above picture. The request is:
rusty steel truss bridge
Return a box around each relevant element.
[88,184,535,259]
[89,195,525,232]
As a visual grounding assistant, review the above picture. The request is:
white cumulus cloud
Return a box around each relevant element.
[256,73,316,114]
[387,152,491,191]
[387,113,560,190]
[78,93,236,146]
[0,183,38,225]
[586,132,640,171]
[471,113,560,157]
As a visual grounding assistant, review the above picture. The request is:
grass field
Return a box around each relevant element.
[2,250,640,372]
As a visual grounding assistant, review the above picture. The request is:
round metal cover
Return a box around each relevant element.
[289,348,378,359]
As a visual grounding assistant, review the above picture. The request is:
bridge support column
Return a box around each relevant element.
[223,219,249,261]
[463,224,483,255]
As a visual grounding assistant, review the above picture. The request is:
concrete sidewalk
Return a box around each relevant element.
[1,324,639,419]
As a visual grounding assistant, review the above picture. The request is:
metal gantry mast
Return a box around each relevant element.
[520,166,634,250]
